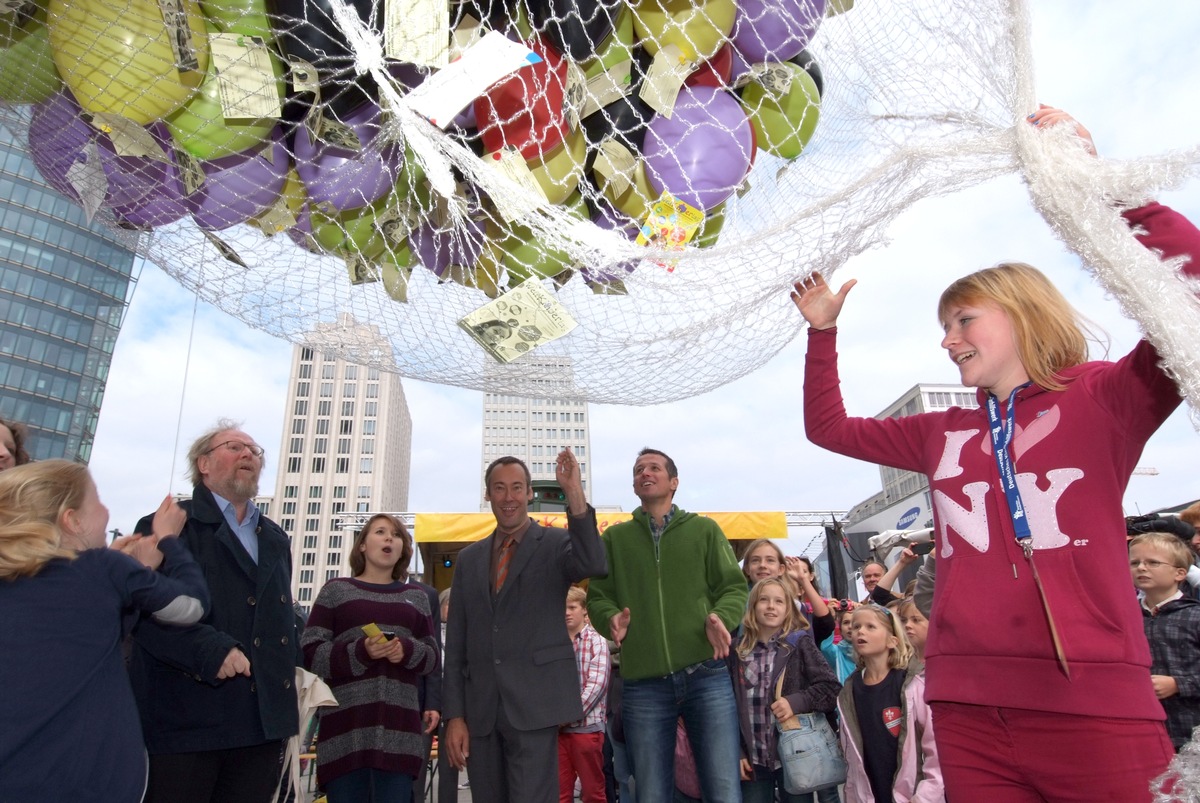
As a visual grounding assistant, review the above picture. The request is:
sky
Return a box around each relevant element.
[87,2,1200,555]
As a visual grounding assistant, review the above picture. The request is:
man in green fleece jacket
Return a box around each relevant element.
[588,448,748,803]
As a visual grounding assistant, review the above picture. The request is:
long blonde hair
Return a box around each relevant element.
[738,576,806,659]
[937,262,1089,392]
[850,604,912,670]
[0,460,86,579]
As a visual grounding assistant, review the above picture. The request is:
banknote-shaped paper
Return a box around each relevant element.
[458,278,577,363]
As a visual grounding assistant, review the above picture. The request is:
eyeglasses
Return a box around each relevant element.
[204,440,265,458]
[1129,559,1178,570]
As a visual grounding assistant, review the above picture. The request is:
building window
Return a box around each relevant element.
[340,421,353,435]
[299,363,312,379]
[292,418,306,434]
[343,382,356,397]
[368,367,380,380]
[302,552,315,566]
[342,401,355,416]
[363,420,376,435]
[322,365,334,379]
[364,402,377,417]
[301,347,314,361]
[329,534,343,548]
[359,458,373,473]
[294,400,307,415]
[334,486,347,499]
[326,569,339,582]
[318,401,331,416]
[295,381,309,397]
[283,501,297,515]
[338,438,351,454]
[309,485,322,498]
[285,485,298,498]
[290,437,303,454]
[332,502,346,513]
[327,552,341,564]
[345,365,358,380]
[320,382,333,397]
[312,457,325,473]
[300,569,314,584]
[335,457,349,473]
[356,502,369,512]
[305,518,320,532]
[366,384,379,398]
[298,587,313,602]
[287,457,301,473]
[314,438,327,454]
[307,501,321,514]
[577,446,585,457]
[362,439,374,454]
[282,518,295,531]
[358,486,370,498]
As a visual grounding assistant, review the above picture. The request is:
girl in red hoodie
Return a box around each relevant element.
[791,107,1198,801]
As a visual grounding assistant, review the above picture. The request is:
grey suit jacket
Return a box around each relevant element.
[442,508,606,734]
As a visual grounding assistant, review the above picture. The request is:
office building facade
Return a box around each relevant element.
[275,317,413,608]
[0,134,138,461]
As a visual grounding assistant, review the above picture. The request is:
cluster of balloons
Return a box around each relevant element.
[0,0,829,298]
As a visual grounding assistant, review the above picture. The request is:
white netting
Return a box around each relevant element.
[2,0,1198,405]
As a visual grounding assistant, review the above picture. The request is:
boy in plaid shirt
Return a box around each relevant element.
[1131,532,1200,750]
[559,586,611,803]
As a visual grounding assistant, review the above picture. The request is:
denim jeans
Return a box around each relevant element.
[741,766,841,803]
[324,767,413,803]
[623,659,742,803]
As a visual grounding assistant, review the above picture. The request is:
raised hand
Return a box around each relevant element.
[1028,104,1097,156]
[791,272,857,331]
[555,448,587,516]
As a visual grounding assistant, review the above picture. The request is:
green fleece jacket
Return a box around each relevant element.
[587,506,748,681]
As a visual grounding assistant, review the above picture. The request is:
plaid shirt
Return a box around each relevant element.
[1142,594,1200,748]
[740,637,780,768]
[563,623,611,733]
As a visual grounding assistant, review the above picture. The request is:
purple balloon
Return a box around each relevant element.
[411,191,486,278]
[732,0,825,63]
[187,127,290,231]
[294,100,403,213]
[100,122,188,228]
[643,86,753,212]
[584,201,639,283]
[29,89,93,202]
[30,89,187,227]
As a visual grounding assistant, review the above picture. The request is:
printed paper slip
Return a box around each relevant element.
[458,278,577,363]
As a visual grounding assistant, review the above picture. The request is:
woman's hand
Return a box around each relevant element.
[791,272,857,330]
[364,634,403,662]
[1028,104,1097,156]
[739,758,753,782]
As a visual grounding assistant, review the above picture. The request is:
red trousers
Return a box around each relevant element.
[557,731,606,803]
[932,702,1175,802]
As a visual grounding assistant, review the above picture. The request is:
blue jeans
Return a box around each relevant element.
[741,766,841,803]
[324,767,413,803]
[623,659,742,803]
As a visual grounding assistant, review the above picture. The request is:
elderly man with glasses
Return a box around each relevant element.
[129,419,299,803]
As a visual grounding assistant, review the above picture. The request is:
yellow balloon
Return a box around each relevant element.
[584,7,635,80]
[486,126,586,206]
[634,0,735,62]
[49,0,209,124]
[600,158,657,223]
[0,6,61,103]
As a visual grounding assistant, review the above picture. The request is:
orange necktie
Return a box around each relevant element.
[495,536,516,593]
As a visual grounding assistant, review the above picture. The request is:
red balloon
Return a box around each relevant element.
[474,36,570,162]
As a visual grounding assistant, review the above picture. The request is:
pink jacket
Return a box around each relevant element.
[837,660,944,803]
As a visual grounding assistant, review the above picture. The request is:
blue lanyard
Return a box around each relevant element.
[985,384,1032,544]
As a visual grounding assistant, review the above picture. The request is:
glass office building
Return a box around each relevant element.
[0,136,138,462]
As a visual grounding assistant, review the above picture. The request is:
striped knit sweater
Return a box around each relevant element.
[302,578,439,786]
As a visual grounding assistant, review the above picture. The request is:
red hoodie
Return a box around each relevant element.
[804,202,1200,719]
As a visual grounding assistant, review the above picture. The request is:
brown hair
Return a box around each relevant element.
[484,456,531,490]
[348,514,413,581]
[1179,501,1200,529]
[937,262,1088,392]
[0,417,31,466]
[566,585,587,606]
[741,538,785,581]
[0,460,84,579]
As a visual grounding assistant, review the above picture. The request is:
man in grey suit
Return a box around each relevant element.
[443,448,607,803]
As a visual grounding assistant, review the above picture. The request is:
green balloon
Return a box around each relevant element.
[166,25,283,161]
[740,64,821,160]
[0,6,61,104]
[498,191,588,285]
[201,0,274,41]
